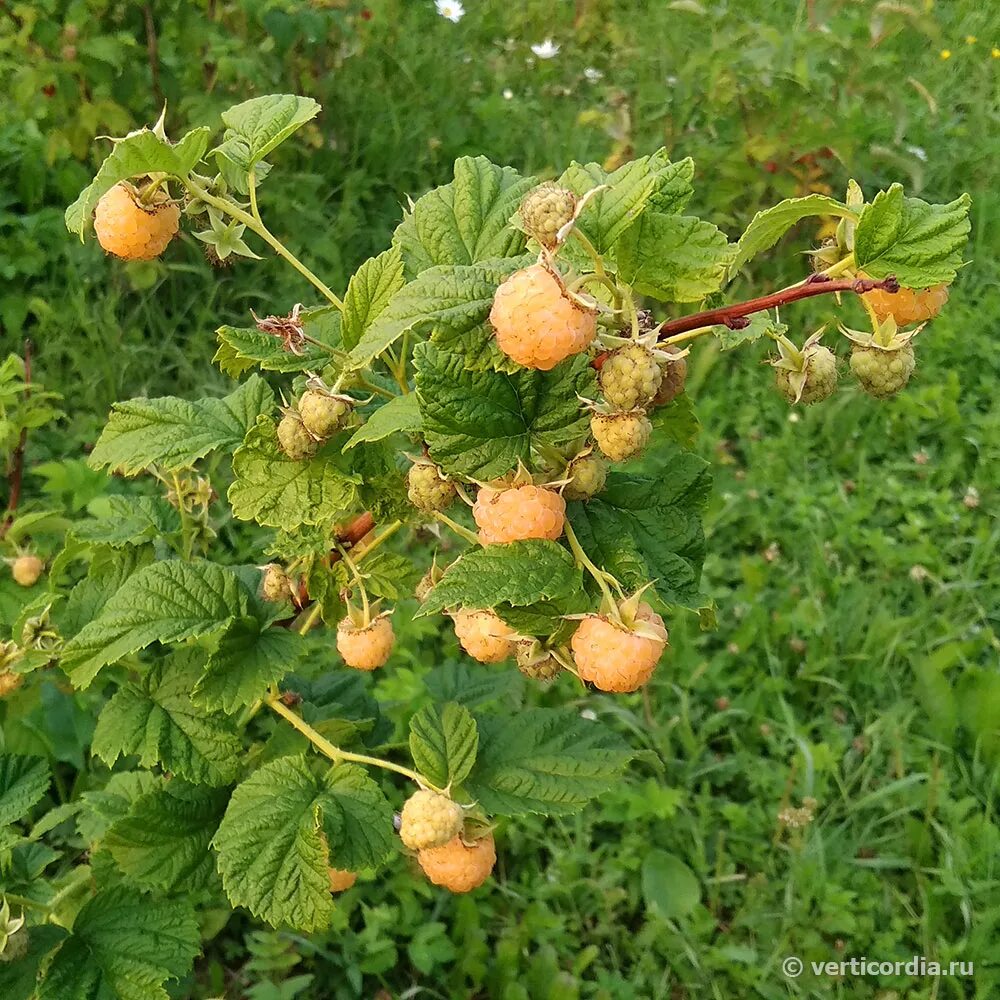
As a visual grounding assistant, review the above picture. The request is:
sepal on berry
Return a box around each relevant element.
[770,328,838,405]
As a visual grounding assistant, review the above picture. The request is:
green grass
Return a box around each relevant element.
[3,0,1000,997]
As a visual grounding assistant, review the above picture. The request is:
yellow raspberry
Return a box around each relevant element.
[0,670,24,698]
[298,390,352,440]
[591,410,651,462]
[452,609,515,663]
[862,282,949,326]
[473,484,566,545]
[327,867,357,893]
[276,412,319,461]
[399,790,465,850]
[418,833,496,893]
[11,555,44,588]
[336,616,394,671]
[489,265,596,370]
[571,602,668,693]
[94,183,180,261]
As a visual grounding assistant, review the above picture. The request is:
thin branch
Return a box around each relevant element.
[1,340,32,540]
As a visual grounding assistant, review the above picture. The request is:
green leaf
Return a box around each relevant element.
[219,94,321,166]
[72,496,180,548]
[228,417,360,529]
[65,126,210,237]
[88,375,274,476]
[342,246,407,350]
[347,257,528,371]
[60,560,253,687]
[104,781,228,894]
[320,765,396,871]
[420,540,581,617]
[467,709,633,816]
[424,662,525,710]
[393,156,536,276]
[37,887,199,1000]
[728,194,854,277]
[214,308,341,377]
[409,703,479,788]
[0,925,66,1000]
[57,545,153,639]
[567,460,711,608]
[0,755,50,825]
[649,157,696,215]
[853,186,971,286]
[616,213,731,302]
[92,658,243,786]
[77,771,159,844]
[343,393,422,449]
[711,311,785,351]
[641,849,701,920]
[414,343,595,479]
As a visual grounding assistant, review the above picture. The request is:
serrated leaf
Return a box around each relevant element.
[320,765,395,870]
[72,496,180,548]
[711,311,784,351]
[37,887,199,1000]
[420,540,581,617]
[214,308,340,377]
[409,703,479,788]
[728,194,854,277]
[394,156,536,276]
[60,560,253,687]
[0,755,50,825]
[88,375,274,476]
[65,126,210,237]
[92,658,242,785]
[342,246,407,350]
[57,545,153,639]
[853,186,971,286]
[228,417,360,529]
[467,709,633,816]
[616,213,731,302]
[567,460,711,608]
[649,157,696,215]
[347,257,529,370]
[104,781,228,894]
[0,924,66,1000]
[77,772,159,844]
[414,344,595,479]
[342,393,421,449]
[219,94,320,166]
[425,661,526,709]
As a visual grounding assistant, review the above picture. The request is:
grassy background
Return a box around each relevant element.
[3,0,1000,997]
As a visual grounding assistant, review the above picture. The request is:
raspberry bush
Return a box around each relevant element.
[0,93,970,990]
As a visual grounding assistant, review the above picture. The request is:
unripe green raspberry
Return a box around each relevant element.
[261,564,292,603]
[774,345,838,405]
[299,390,351,440]
[407,461,456,513]
[563,454,608,501]
[653,347,688,406]
[599,343,662,411]
[519,182,577,248]
[399,790,464,850]
[591,410,651,462]
[277,412,319,460]
[515,642,563,681]
[849,344,915,398]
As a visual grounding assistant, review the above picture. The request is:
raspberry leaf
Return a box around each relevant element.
[72,496,181,548]
[424,662,525,710]
[214,308,341,376]
[393,156,536,277]
[466,709,633,816]
[0,755,50,825]
[342,392,422,449]
[649,157,696,215]
[414,344,595,479]
[88,375,274,476]
[712,311,785,351]
[91,656,242,786]
[853,185,971,286]
[56,545,153,639]
[218,94,321,167]
[77,771,158,844]
[320,764,396,870]
[36,887,199,1000]
[342,245,407,350]
[418,540,581,617]
[409,702,479,788]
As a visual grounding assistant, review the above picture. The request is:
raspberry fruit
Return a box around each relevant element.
[94,183,180,261]
[11,555,43,588]
[591,410,651,462]
[863,282,948,326]
[599,343,662,411]
[327,867,357,893]
[473,484,566,545]
[571,600,668,692]
[518,182,577,248]
[452,609,515,663]
[407,461,456,513]
[490,265,596,370]
[418,833,496,893]
[299,389,352,440]
[563,453,607,501]
[261,564,292,603]
[399,790,465,850]
[772,338,838,405]
[850,344,916,398]
[515,641,563,682]
[336,615,394,671]
[277,412,319,461]
[653,346,688,406]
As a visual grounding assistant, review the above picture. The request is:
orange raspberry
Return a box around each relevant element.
[327,867,357,892]
[418,833,496,893]
[12,555,44,588]
[473,484,566,545]
[571,602,668,693]
[452,609,515,663]
[863,282,949,326]
[336,616,394,671]
[94,183,180,260]
[489,265,596,370]
[399,790,464,850]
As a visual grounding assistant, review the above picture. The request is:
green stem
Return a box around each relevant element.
[564,520,618,611]
[433,511,481,546]
[297,603,323,636]
[337,545,370,624]
[353,520,403,561]
[4,894,49,914]
[571,228,606,279]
